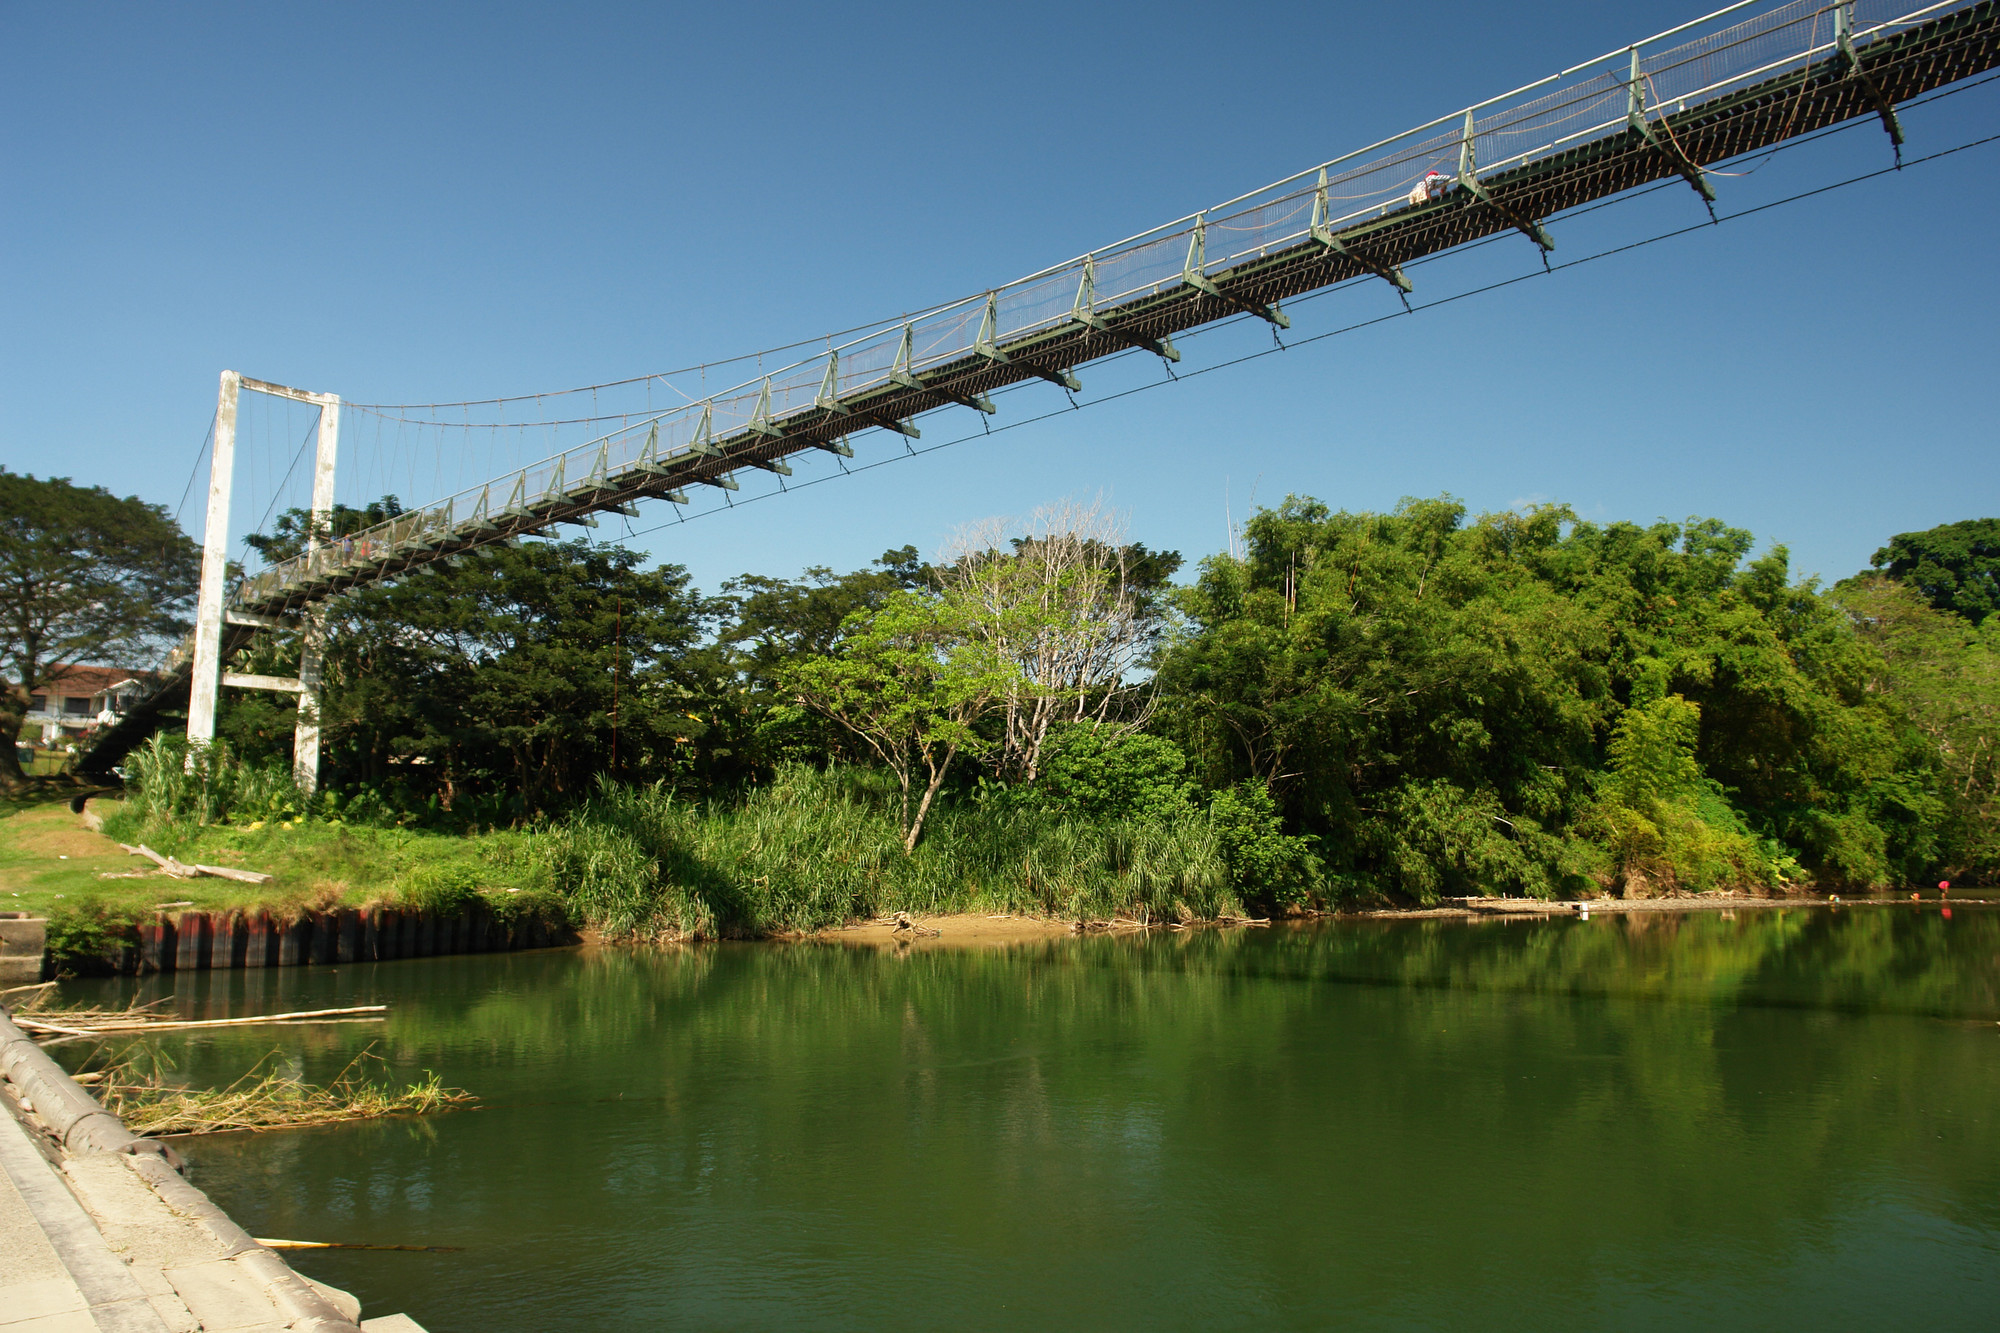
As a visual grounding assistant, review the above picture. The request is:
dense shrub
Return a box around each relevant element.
[1030,725,1197,822]
[1209,780,1324,908]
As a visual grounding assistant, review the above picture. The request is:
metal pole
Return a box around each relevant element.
[291,395,338,794]
[186,370,239,750]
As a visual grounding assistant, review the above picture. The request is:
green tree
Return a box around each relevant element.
[0,468,197,785]
[782,590,1014,851]
[309,536,727,813]
[1154,494,1935,897]
[1209,779,1322,906]
[1603,694,1704,807]
[936,501,1182,782]
[717,546,932,768]
[1581,695,1780,896]
[1835,574,2000,877]
[1870,518,2000,625]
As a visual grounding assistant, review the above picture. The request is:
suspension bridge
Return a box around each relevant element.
[78,0,2000,782]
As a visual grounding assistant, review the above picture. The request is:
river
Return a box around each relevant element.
[54,907,2000,1330]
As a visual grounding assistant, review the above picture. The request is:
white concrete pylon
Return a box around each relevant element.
[184,370,240,752]
[293,395,339,795]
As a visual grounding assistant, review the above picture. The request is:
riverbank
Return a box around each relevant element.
[816,912,1104,947]
[1,794,572,976]
[10,785,1978,976]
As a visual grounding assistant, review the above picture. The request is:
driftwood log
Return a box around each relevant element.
[120,844,274,884]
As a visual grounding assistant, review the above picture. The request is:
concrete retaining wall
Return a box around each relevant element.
[0,914,47,985]
[0,1008,371,1332]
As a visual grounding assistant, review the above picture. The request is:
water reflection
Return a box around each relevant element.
[58,909,2000,1331]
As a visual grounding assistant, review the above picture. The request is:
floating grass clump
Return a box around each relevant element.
[90,1045,474,1136]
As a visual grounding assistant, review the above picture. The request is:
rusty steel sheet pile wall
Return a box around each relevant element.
[101,904,577,976]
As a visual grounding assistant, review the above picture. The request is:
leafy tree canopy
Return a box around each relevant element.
[1870,518,2000,625]
[241,535,728,816]
[1153,493,1929,897]
[0,468,197,784]
[782,588,1015,850]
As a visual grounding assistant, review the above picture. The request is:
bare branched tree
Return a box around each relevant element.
[937,498,1174,783]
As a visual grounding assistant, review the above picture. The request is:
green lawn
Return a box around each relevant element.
[12,750,77,778]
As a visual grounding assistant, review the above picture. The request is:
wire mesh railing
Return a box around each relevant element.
[229,0,1976,618]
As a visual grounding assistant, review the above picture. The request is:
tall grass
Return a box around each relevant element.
[538,765,1240,939]
[120,734,310,830]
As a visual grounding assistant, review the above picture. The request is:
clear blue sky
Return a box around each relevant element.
[4,0,1996,596]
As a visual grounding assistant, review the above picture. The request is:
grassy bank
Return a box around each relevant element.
[0,787,566,970]
[3,759,1247,965]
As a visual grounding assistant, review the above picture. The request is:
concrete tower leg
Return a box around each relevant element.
[292,397,339,795]
[185,371,240,753]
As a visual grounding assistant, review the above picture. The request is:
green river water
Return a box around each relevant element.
[54,907,2000,1330]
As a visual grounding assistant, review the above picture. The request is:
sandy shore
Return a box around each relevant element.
[807,892,1984,947]
[814,912,1097,947]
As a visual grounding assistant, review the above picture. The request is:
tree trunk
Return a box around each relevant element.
[901,743,957,854]
[0,679,30,787]
[0,720,25,788]
[894,760,914,848]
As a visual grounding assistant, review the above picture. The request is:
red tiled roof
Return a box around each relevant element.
[39,664,154,695]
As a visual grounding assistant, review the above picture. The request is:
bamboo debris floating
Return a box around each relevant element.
[11,1005,387,1039]
[14,996,175,1024]
[119,843,274,884]
[13,1016,95,1037]
[93,1045,476,1136]
[255,1238,464,1253]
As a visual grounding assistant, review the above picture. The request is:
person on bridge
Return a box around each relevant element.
[1408,170,1452,206]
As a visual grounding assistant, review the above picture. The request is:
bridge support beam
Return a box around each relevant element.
[1628,47,1717,209]
[1183,218,1290,328]
[1457,111,1555,254]
[976,294,1083,390]
[1073,257,1181,361]
[933,384,999,413]
[293,391,339,796]
[1076,311,1180,362]
[1835,2,1905,160]
[865,415,921,439]
[1312,170,1414,299]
